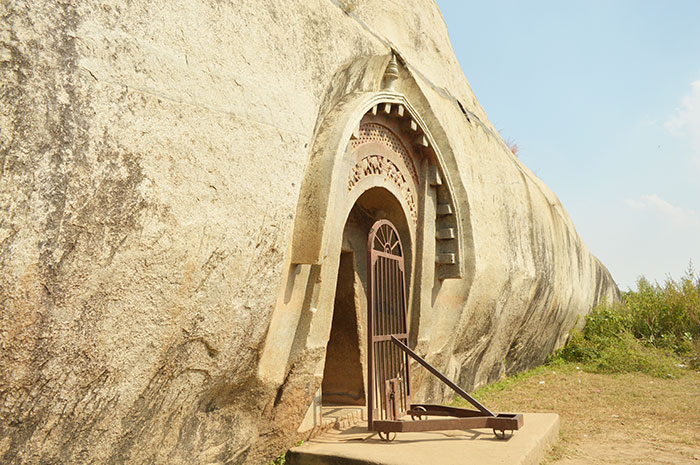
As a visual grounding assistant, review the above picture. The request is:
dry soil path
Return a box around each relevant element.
[467,364,700,464]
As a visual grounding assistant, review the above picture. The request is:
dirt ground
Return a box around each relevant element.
[468,363,700,464]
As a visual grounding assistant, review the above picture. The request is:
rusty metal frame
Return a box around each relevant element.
[381,336,524,437]
[367,219,411,430]
[367,219,523,440]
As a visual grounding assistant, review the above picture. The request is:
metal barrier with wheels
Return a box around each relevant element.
[367,220,523,441]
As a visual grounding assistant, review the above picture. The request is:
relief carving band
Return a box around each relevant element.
[348,154,418,224]
[352,123,419,185]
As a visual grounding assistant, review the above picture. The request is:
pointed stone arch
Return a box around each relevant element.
[290,90,464,280]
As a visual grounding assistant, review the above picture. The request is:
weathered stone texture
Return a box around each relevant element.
[0,0,618,464]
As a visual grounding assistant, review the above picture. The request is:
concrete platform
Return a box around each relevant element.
[288,413,560,465]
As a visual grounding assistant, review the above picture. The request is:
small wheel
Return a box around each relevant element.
[378,431,397,442]
[493,428,513,440]
[411,406,427,421]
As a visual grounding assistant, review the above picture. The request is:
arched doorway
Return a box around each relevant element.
[321,187,411,414]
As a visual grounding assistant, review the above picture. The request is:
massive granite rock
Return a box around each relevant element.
[0,0,618,463]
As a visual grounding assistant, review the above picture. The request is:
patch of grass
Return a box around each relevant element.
[550,264,700,376]
[455,362,570,403]
[557,330,683,378]
[454,362,700,464]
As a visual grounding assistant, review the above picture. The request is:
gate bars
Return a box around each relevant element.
[367,220,411,429]
[367,219,523,441]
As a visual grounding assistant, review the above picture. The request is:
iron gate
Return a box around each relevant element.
[365,219,524,440]
[367,219,410,430]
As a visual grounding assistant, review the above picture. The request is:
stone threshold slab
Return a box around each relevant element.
[287,412,560,465]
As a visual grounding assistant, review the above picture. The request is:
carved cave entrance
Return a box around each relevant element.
[281,86,467,430]
[321,187,412,413]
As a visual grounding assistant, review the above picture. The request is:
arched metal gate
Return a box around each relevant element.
[366,219,524,440]
[367,219,410,428]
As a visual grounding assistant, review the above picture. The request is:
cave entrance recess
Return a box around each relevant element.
[319,186,412,425]
[321,251,365,407]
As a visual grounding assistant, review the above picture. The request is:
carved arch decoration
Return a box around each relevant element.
[291,88,463,279]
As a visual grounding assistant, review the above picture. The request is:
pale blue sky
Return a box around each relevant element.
[436,0,700,289]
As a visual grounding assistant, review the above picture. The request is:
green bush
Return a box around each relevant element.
[583,302,631,340]
[624,271,699,353]
[552,264,700,374]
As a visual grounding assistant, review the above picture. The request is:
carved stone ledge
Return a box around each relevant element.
[437,204,453,216]
[428,165,442,186]
[436,253,456,265]
[436,228,455,240]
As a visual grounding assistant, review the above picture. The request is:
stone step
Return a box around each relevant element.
[305,406,368,440]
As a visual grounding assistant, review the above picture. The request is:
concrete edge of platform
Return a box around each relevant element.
[520,413,561,465]
[287,413,561,465]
